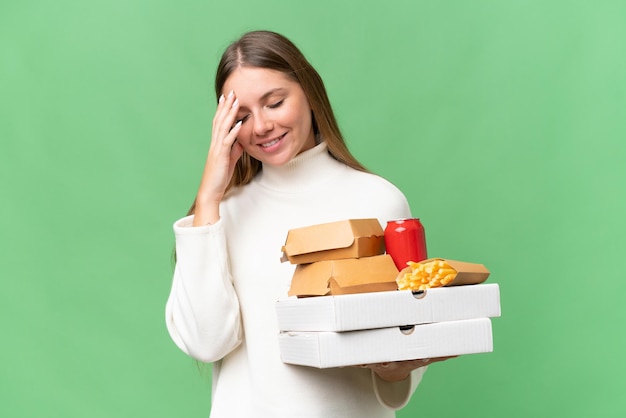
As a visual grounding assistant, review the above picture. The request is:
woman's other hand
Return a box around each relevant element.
[357,356,457,382]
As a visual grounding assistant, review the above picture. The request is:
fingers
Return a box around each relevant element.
[229,140,244,165]
[212,91,241,149]
[195,91,243,205]
[355,356,458,371]
[425,355,458,365]
[401,356,456,368]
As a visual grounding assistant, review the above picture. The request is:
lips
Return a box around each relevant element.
[259,133,286,148]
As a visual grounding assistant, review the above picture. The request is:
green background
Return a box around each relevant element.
[1,0,625,416]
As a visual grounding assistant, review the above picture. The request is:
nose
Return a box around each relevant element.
[253,112,273,136]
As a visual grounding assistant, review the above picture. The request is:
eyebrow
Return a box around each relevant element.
[259,87,287,101]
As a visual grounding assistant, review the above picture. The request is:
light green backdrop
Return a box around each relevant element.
[1,0,625,417]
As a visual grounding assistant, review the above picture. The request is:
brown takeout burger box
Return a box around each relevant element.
[288,254,399,297]
[280,219,385,265]
[397,258,490,286]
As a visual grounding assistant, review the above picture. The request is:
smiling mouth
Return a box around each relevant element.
[260,133,286,148]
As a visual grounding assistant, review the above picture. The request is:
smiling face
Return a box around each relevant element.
[222,67,317,167]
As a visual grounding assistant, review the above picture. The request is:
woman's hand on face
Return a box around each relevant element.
[193,91,244,226]
[356,356,457,382]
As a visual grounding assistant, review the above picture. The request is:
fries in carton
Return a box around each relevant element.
[396,258,490,291]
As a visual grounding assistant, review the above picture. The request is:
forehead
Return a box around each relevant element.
[222,67,298,98]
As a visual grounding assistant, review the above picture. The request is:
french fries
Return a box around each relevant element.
[396,259,457,291]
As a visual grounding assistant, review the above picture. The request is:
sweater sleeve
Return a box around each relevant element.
[372,367,428,410]
[165,215,243,363]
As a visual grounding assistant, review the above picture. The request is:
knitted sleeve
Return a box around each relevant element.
[372,367,428,410]
[165,216,243,362]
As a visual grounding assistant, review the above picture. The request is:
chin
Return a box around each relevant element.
[255,150,297,167]
[261,157,291,167]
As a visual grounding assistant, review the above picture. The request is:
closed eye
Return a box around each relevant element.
[267,100,284,109]
[236,114,251,125]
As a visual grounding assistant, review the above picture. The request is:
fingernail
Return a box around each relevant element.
[232,98,239,108]
[234,120,242,128]
[227,90,234,99]
[218,94,225,103]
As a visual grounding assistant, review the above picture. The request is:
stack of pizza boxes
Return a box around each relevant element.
[276,218,501,368]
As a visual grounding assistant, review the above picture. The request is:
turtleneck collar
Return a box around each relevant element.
[255,142,344,193]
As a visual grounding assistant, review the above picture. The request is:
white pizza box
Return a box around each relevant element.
[276,283,500,332]
[278,317,493,368]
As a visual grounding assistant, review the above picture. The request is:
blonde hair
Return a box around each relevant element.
[187,30,368,215]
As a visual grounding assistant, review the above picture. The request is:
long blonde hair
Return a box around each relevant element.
[187,30,368,215]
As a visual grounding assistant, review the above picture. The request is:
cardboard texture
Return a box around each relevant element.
[397,258,491,287]
[281,218,385,265]
[278,318,493,368]
[277,283,501,332]
[287,254,399,297]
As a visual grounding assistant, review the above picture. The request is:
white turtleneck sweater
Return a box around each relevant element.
[165,142,427,417]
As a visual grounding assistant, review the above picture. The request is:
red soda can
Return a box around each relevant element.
[384,218,428,270]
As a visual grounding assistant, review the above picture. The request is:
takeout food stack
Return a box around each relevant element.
[277,218,501,368]
[281,218,400,297]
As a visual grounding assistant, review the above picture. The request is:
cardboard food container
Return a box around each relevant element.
[278,318,493,368]
[397,258,491,287]
[287,254,399,297]
[281,218,385,265]
[277,283,501,332]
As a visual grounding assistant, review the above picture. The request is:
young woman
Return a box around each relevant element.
[165,30,449,417]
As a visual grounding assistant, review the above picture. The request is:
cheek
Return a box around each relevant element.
[297,109,313,132]
[237,124,253,141]
[285,104,311,130]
